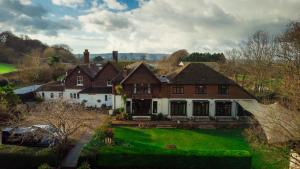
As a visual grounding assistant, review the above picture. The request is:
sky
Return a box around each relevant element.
[0,0,299,54]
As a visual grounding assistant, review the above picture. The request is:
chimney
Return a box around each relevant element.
[83,49,89,64]
[112,51,118,62]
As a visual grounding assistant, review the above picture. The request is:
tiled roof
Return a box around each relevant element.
[37,82,64,92]
[79,87,112,94]
[169,63,235,85]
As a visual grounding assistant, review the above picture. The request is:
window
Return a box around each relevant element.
[77,93,80,99]
[107,81,112,86]
[215,101,232,116]
[77,76,83,86]
[105,95,108,101]
[218,85,229,95]
[172,86,184,94]
[59,93,63,98]
[50,93,54,98]
[134,83,151,94]
[152,101,157,114]
[126,101,131,114]
[193,101,209,116]
[70,93,73,98]
[42,92,45,98]
[195,85,207,94]
[170,101,187,116]
[73,93,76,99]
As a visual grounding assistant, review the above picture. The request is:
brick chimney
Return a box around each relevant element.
[112,51,118,62]
[83,49,89,64]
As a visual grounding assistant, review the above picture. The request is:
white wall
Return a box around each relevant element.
[37,91,63,100]
[80,93,112,108]
[112,95,123,110]
[63,89,82,103]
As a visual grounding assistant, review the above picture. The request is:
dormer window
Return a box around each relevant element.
[77,76,83,86]
[107,80,112,86]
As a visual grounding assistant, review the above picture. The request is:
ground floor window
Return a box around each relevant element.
[153,101,157,114]
[126,101,131,114]
[42,92,45,98]
[170,101,187,116]
[50,93,54,98]
[193,101,209,116]
[215,101,232,116]
[59,93,63,98]
[237,103,252,116]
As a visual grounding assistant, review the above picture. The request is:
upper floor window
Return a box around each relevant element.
[133,83,151,94]
[218,85,229,95]
[172,85,184,94]
[195,85,207,94]
[77,76,83,86]
[107,80,112,86]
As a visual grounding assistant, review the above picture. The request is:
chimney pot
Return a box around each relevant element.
[83,49,89,64]
[112,51,118,62]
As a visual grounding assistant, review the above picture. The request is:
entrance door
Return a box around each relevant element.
[132,99,151,116]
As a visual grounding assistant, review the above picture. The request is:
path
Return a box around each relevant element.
[61,131,92,169]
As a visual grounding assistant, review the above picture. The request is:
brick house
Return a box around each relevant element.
[37,50,255,120]
[112,62,255,120]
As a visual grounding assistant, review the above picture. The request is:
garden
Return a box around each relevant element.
[0,63,16,74]
[80,127,289,169]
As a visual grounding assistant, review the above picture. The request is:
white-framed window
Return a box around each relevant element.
[73,93,76,99]
[105,95,108,101]
[50,93,54,98]
[147,84,151,94]
[42,92,45,98]
[107,80,112,86]
[70,93,73,98]
[59,93,63,98]
[77,76,83,86]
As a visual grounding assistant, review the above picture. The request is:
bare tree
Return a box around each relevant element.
[27,101,104,148]
[241,31,276,96]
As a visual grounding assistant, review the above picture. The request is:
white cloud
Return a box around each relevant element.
[103,0,127,10]
[19,0,32,5]
[75,0,300,53]
[52,0,84,7]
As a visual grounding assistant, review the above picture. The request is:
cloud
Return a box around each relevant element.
[75,0,300,53]
[19,0,32,5]
[0,0,76,35]
[51,0,84,7]
[103,0,127,10]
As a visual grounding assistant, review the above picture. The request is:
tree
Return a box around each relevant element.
[93,56,104,62]
[276,22,300,111]
[27,101,102,149]
[241,31,276,96]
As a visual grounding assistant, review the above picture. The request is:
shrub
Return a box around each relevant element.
[151,113,168,121]
[38,163,52,169]
[77,161,91,169]
[116,112,132,121]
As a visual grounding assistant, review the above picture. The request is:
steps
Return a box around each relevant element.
[156,124,175,128]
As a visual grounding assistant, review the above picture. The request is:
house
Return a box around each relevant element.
[37,49,255,121]
[112,62,255,120]
[37,50,120,108]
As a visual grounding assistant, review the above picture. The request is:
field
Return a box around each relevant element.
[81,127,289,169]
[0,63,17,74]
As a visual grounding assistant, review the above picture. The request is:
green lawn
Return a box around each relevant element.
[0,63,17,74]
[81,127,289,169]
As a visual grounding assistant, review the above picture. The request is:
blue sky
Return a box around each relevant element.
[0,0,299,54]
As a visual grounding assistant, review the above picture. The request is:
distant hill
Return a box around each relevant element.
[0,31,77,64]
[75,53,168,61]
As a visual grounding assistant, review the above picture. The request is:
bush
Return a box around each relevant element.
[77,161,91,169]
[151,113,168,121]
[112,108,124,115]
[38,163,52,169]
[116,112,132,121]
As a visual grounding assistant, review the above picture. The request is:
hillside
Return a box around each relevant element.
[75,53,167,61]
[0,31,77,64]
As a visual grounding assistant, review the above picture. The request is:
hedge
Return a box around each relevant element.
[79,152,252,169]
[0,147,58,169]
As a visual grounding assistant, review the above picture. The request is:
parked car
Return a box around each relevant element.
[1,125,58,147]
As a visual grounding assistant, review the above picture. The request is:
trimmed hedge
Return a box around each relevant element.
[79,152,252,169]
[0,146,58,169]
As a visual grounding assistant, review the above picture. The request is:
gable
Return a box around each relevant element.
[121,64,160,84]
[94,62,120,80]
[66,66,91,81]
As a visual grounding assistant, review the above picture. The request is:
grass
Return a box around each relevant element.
[82,127,290,169]
[0,63,17,74]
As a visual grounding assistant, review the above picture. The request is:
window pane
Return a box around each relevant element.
[215,102,232,116]
[193,101,209,116]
